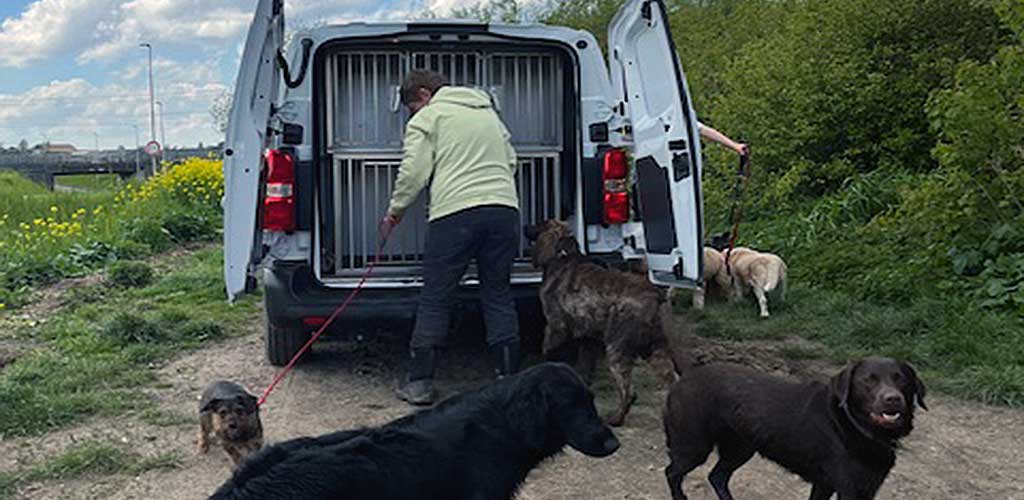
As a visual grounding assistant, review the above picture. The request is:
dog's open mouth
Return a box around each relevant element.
[870,411,903,428]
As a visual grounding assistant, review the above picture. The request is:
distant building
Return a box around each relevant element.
[32,143,78,155]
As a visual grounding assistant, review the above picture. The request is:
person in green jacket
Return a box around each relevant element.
[384,69,521,405]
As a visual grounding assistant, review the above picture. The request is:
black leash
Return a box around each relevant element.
[724,152,752,279]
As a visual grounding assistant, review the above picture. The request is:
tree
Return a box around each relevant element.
[209,89,233,134]
[451,0,530,23]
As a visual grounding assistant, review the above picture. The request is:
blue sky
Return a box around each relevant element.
[0,0,495,150]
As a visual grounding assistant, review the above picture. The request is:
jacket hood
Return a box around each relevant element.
[429,86,494,109]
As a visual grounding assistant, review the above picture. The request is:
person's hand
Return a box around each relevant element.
[381,214,400,233]
[734,143,750,157]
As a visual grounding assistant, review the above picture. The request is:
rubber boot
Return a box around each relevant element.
[397,348,435,405]
[490,341,521,380]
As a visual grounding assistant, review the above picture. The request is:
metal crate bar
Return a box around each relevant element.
[326,49,563,153]
[328,154,561,275]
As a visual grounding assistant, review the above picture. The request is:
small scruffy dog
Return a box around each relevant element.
[197,381,264,466]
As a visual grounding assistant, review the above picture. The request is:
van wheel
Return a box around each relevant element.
[265,322,310,366]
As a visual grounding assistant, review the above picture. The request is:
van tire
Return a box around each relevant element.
[266,321,309,366]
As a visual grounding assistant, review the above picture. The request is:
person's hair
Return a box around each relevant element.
[400,69,448,105]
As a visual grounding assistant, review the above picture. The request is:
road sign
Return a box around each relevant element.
[144,140,162,156]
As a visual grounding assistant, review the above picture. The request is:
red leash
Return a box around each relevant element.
[256,223,394,407]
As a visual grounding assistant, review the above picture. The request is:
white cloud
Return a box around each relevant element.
[0,0,119,67]
[77,0,254,64]
[0,75,228,149]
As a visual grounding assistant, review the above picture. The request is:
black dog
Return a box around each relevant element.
[663,357,927,500]
[208,362,620,500]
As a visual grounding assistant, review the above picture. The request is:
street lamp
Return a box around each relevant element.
[156,100,167,150]
[140,43,157,175]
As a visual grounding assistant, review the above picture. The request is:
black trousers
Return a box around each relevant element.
[410,205,520,350]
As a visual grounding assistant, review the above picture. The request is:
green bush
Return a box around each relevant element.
[122,217,173,253]
[107,261,155,288]
[160,212,217,242]
[100,313,165,344]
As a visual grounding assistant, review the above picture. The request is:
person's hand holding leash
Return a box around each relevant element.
[380,214,400,244]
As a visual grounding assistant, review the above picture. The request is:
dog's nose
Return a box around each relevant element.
[883,392,905,407]
[603,436,620,454]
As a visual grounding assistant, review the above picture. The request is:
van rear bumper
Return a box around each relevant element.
[263,260,543,332]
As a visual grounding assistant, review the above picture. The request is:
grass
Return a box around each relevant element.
[0,440,179,498]
[0,247,260,438]
[53,174,124,192]
[679,283,1024,406]
[0,170,114,227]
[0,159,223,309]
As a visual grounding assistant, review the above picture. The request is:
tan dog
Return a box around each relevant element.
[692,247,730,310]
[665,247,729,310]
[722,247,787,317]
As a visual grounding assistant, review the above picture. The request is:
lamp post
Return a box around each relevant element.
[140,42,157,175]
[156,100,166,150]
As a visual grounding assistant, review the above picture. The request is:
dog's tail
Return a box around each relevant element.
[771,261,787,304]
[751,258,784,292]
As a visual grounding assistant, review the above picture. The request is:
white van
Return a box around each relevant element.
[224,0,704,365]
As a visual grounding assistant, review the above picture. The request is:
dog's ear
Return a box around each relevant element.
[830,361,860,409]
[523,223,542,241]
[901,361,928,411]
[243,393,259,412]
[508,380,550,451]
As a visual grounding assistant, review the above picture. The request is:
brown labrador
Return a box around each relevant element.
[663,357,926,500]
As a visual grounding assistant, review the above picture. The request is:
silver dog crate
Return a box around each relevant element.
[319,46,571,278]
[324,48,564,151]
[324,153,562,277]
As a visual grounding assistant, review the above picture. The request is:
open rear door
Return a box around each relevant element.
[608,0,703,288]
[223,0,283,302]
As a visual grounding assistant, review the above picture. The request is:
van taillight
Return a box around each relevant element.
[602,148,629,224]
[263,149,295,232]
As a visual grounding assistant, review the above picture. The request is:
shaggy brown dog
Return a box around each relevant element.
[524,220,686,427]
[198,381,264,467]
[663,357,926,500]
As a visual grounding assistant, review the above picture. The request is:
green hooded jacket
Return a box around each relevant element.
[386,86,519,222]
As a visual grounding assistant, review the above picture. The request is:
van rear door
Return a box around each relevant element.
[223,0,283,301]
[608,0,703,288]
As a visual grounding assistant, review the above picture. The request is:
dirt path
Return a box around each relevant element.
[6,328,1024,500]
